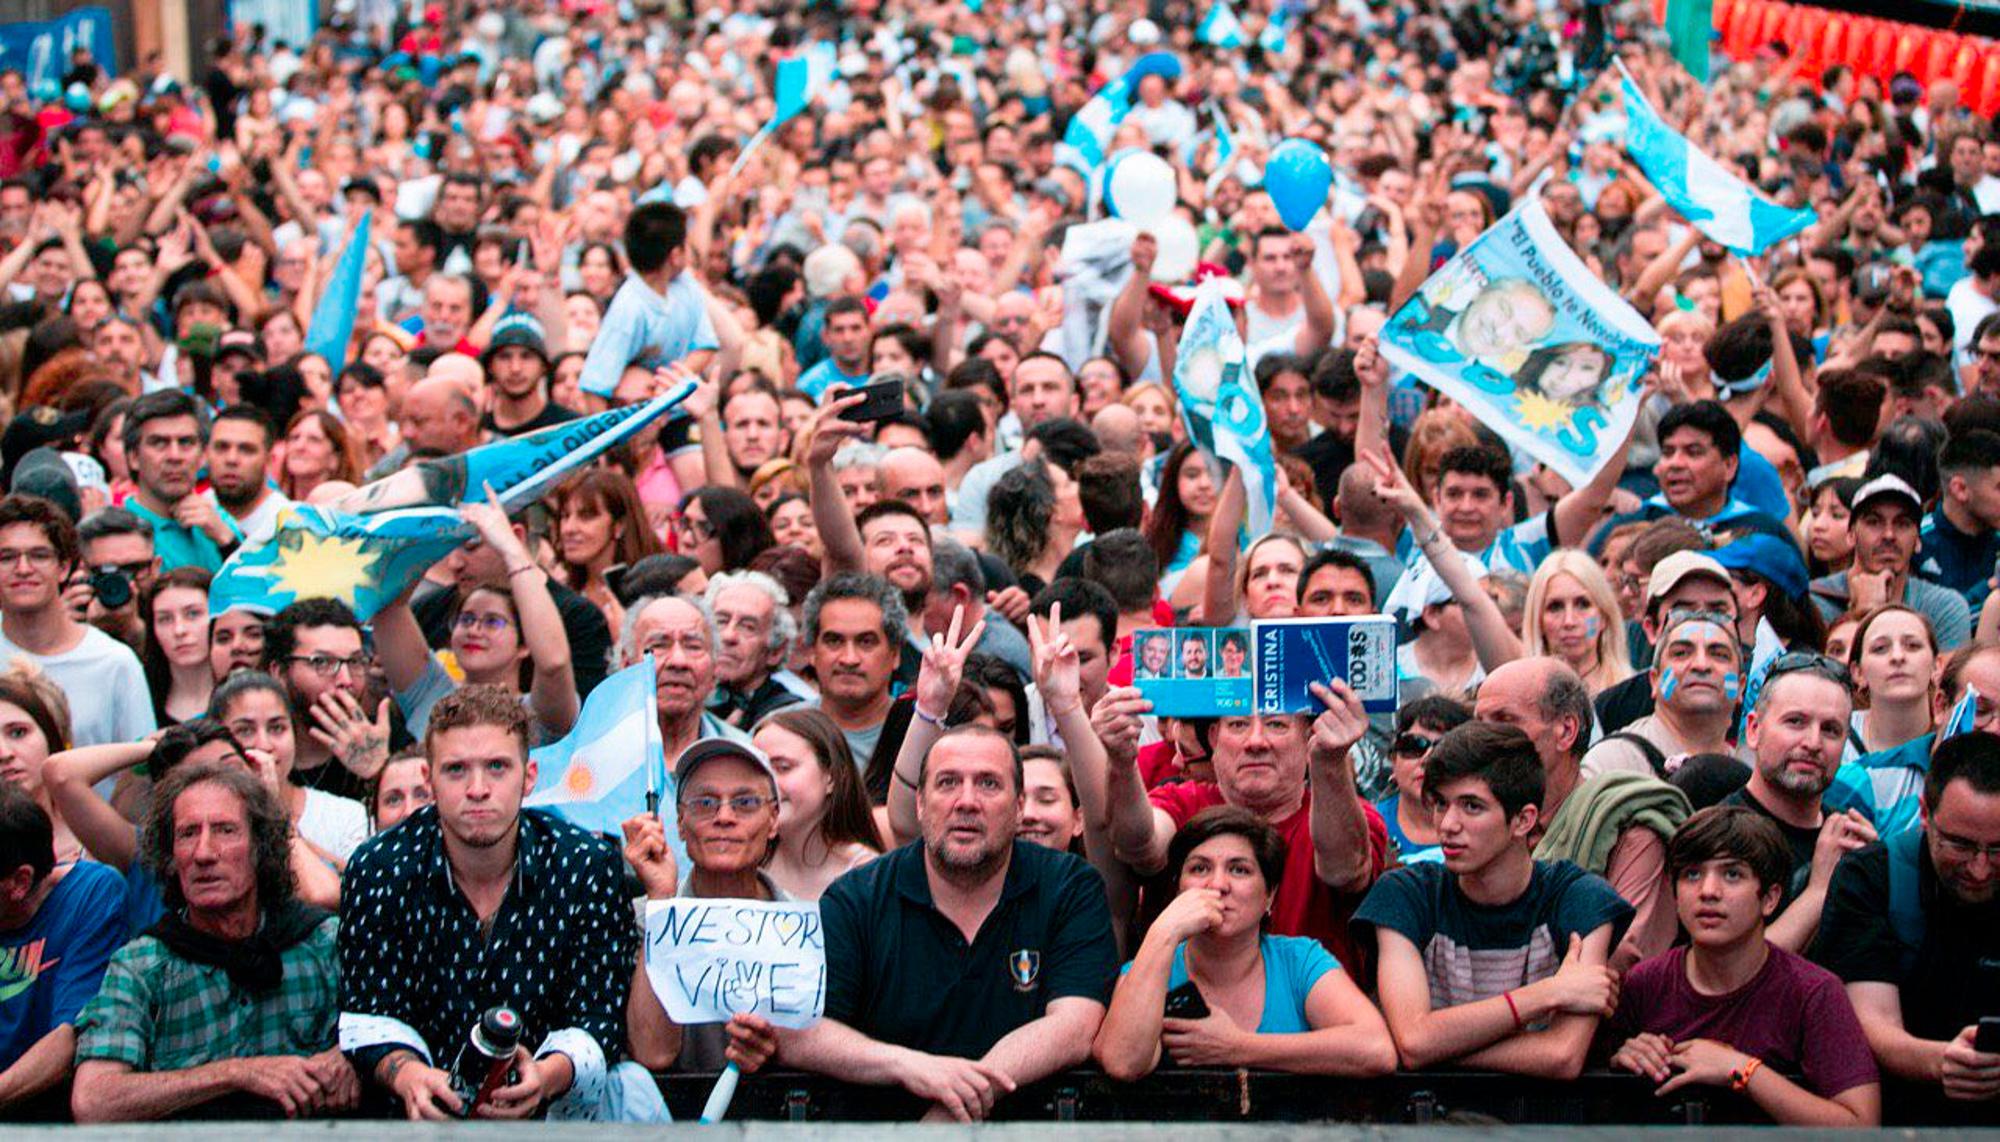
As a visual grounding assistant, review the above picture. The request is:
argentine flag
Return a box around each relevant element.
[732,44,833,175]
[1257,9,1289,53]
[1058,52,1184,176]
[1172,280,1278,535]
[303,212,371,373]
[526,659,670,838]
[1198,3,1247,48]
[1615,62,1814,256]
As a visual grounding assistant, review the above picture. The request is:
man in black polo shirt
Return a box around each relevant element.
[778,724,1117,1121]
[1811,732,2000,1123]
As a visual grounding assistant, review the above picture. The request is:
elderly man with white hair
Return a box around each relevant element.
[621,593,752,766]
[704,571,811,729]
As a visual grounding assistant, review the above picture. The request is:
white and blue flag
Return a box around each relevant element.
[1257,8,1289,52]
[1198,3,1247,48]
[1058,52,1183,176]
[1616,61,1815,256]
[526,659,670,838]
[1172,280,1277,535]
[1942,684,1983,743]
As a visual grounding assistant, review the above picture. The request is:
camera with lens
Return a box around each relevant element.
[88,566,133,610]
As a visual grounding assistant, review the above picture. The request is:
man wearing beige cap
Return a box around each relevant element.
[1809,474,1972,650]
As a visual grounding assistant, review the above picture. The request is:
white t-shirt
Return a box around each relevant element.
[1946,276,1998,373]
[300,789,370,863]
[1243,297,1306,373]
[0,625,156,747]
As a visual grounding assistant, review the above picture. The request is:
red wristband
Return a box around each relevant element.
[1503,990,1524,1030]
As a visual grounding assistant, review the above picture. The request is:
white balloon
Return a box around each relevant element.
[1108,151,1178,226]
[1148,215,1200,283]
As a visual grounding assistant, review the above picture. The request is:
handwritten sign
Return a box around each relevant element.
[643,898,826,1030]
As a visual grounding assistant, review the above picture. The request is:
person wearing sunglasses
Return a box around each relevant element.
[624,739,786,1077]
[1811,732,2000,1122]
[1374,696,1472,865]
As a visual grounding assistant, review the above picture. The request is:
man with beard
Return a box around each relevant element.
[1811,475,1973,649]
[122,390,240,573]
[203,407,291,539]
[702,571,808,729]
[777,725,1117,1122]
[1721,658,1878,949]
[481,316,577,436]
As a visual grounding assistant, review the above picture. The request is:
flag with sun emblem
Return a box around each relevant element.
[210,380,696,621]
[525,658,671,840]
[1379,197,1658,487]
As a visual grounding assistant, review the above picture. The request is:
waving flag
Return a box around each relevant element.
[1661,0,1714,82]
[526,658,671,840]
[1198,3,1247,48]
[731,44,833,176]
[1058,51,1184,176]
[1171,279,1276,535]
[211,382,696,620]
[303,212,371,373]
[1616,62,1814,255]
[1257,8,1290,53]
[1378,197,1659,488]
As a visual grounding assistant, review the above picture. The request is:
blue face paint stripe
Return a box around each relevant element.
[1660,668,1679,703]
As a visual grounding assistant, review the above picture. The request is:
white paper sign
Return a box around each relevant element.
[643,898,827,1030]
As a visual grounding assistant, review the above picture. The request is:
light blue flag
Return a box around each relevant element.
[732,46,831,176]
[1057,52,1184,177]
[526,658,672,840]
[1942,684,1983,742]
[1171,280,1276,535]
[1256,9,1289,52]
[1378,197,1659,488]
[1198,3,1246,48]
[212,384,695,620]
[210,503,471,620]
[1615,61,1814,256]
[303,213,371,373]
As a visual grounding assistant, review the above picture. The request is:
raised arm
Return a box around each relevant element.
[1106,234,1160,379]
[464,490,579,736]
[44,740,152,870]
[1747,264,1814,444]
[1363,446,1524,667]
[887,606,986,847]
[1293,234,1336,357]
[1352,336,1392,472]
[1550,400,1648,548]
[801,390,872,577]
[1199,462,1246,626]
[370,594,435,696]
[1087,687,1176,875]
[1305,680,1374,893]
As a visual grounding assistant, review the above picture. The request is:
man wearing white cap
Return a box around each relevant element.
[1810,474,1972,650]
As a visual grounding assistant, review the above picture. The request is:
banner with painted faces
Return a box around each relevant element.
[1379,197,1659,487]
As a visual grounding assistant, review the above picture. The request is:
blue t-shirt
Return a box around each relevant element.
[797,357,871,403]
[1375,793,1441,864]
[577,270,720,399]
[0,861,126,1070]
[1120,934,1339,1034]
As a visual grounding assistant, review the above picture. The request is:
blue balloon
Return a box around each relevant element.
[1266,138,1332,232]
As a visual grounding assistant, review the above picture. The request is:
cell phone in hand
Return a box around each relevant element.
[836,380,904,423]
[1977,1017,2000,1055]
[1163,980,1210,1020]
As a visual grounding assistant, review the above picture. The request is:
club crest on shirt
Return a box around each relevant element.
[1008,948,1040,991]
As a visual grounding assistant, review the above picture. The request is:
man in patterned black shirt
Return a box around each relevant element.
[336,685,662,1121]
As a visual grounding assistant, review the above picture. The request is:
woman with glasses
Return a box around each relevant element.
[1524,551,1634,694]
[1094,806,1396,1081]
[1846,604,1939,759]
[675,486,775,575]
[1372,696,1471,865]
[139,568,212,726]
[372,497,581,744]
[754,707,884,901]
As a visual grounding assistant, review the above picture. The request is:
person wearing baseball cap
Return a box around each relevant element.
[1595,549,1743,736]
[1582,606,1742,780]
[1810,474,1972,650]
[624,738,787,1074]
[481,314,577,436]
[0,406,89,485]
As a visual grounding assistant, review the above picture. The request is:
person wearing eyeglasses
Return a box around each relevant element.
[373,497,580,746]
[623,740,787,1075]
[259,597,388,803]
[1811,733,2000,1123]
[1374,696,1472,865]
[1719,654,1877,953]
[0,494,156,750]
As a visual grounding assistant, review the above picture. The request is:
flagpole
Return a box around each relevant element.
[644,650,662,817]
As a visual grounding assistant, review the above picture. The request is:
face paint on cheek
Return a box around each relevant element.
[1582,615,1600,640]
[1722,672,1742,702]
[1660,668,1679,703]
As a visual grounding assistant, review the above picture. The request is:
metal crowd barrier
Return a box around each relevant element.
[657,1069,1781,1125]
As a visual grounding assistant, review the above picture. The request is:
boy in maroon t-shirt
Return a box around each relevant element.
[1608,805,1880,1126]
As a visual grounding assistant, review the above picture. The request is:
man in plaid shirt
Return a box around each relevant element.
[71,761,351,1121]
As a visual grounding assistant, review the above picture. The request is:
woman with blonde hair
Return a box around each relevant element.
[1121,381,1179,441]
[1524,550,1634,693]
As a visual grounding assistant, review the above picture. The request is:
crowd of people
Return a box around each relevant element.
[0,0,1995,1126]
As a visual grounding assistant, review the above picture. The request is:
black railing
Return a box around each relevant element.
[656,1069,1780,1125]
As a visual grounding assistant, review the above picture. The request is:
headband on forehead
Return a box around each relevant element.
[1712,357,1774,402]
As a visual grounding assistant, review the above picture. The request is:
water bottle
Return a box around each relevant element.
[446,1005,522,1116]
